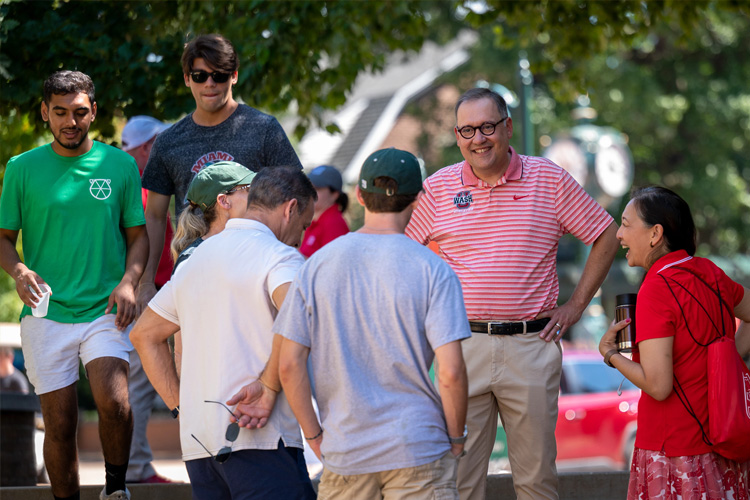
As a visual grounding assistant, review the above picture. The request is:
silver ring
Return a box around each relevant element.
[555,322,562,328]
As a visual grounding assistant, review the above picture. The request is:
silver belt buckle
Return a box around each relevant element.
[521,320,527,335]
[486,323,493,335]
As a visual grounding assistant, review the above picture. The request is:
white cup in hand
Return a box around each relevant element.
[31,284,52,318]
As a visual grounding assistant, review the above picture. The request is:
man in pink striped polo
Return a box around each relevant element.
[406,87,619,500]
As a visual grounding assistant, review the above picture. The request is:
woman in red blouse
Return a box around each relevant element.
[599,186,750,500]
[299,165,349,257]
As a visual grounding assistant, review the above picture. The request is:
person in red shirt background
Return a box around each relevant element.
[599,186,750,500]
[121,116,176,484]
[299,165,349,257]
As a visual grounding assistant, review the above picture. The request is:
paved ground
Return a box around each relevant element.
[79,455,189,486]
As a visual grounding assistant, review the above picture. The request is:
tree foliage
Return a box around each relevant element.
[409,2,750,256]
[0,0,458,146]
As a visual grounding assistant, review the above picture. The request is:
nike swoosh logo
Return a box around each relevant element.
[513,194,529,200]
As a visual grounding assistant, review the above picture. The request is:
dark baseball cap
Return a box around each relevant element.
[359,148,422,196]
[187,161,256,210]
[307,165,343,191]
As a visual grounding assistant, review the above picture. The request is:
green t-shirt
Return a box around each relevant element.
[0,142,145,323]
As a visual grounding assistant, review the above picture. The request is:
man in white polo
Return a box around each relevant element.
[130,166,317,499]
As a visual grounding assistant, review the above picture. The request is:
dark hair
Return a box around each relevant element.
[329,188,349,213]
[43,71,95,105]
[181,34,239,75]
[360,177,418,213]
[630,186,696,256]
[246,167,317,214]
[455,87,508,120]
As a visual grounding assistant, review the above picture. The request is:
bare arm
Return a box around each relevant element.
[107,225,148,330]
[734,288,750,357]
[278,337,322,458]
[434,340,468,456]
[130,307,181,409]
[137,192,170,315]
[599,318,674,400]
[539,221,619,342]
[0,228,47,306]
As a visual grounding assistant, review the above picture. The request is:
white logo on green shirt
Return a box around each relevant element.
[90,179,112,200]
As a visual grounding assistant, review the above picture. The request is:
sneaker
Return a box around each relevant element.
[136,473,177,484]
[99,487,131,500]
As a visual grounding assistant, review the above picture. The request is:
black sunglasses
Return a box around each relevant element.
[189,70,231,84]
[191,400,240,463]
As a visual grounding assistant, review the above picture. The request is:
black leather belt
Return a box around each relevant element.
[469,318,551,336]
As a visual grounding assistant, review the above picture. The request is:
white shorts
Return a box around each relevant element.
[20,314,133,395]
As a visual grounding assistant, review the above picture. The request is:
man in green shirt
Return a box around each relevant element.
[0,71,148,500]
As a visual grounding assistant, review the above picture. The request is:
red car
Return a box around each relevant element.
[555,350,640,471]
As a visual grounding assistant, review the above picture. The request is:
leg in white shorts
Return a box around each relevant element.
[20,314,133,498]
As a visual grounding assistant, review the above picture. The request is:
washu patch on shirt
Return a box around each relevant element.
[453,190,473,209]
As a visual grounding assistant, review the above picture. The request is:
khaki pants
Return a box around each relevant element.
[318,451,459,500]
[456,332,562,500]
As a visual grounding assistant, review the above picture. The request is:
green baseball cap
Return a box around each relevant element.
[358,148,423,196]
[187,161,256,210]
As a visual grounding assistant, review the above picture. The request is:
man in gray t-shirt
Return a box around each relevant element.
[138,34,301,313]
[275,148,470,500]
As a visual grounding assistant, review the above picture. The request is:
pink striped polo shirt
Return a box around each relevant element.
[406,147,613,321]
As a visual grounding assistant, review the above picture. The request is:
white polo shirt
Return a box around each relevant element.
[406,147,613,321]
[149,218,304,461]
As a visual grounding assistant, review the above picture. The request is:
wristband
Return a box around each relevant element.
[259,377,281,393]
[170,406,180,419]
[603,348,619,368]
[448,425,468,445]
[305,428,323,441]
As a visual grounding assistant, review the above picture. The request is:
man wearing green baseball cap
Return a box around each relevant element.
[277,148,470,499]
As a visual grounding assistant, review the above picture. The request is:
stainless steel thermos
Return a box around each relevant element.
[615,293,637,352]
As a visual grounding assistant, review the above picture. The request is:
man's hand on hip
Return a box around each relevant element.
[536,301,585,342]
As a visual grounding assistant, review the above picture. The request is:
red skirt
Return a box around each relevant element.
[628,447,750,500]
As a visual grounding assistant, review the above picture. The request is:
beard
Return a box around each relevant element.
[52,127,88,150]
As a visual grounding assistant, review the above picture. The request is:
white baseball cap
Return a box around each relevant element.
[121,115,170,151]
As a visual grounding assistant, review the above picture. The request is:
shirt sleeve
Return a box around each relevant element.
[121,156,146,228]
[267,247,305,308]
[272,276,312,348]
[636,274,679,342]
[0,156,22,230]
[405,180,435,245]
[262,116,302,169]
[424,262,472,349]
[148,279,179,325]
[554,169,613,245]
[141,134,176,196]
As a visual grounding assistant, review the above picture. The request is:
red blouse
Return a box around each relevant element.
[299,204,349,258]
[634,250,744,456]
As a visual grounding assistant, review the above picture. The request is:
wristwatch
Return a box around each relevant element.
[170,406,180,419]
[448,425,468,445]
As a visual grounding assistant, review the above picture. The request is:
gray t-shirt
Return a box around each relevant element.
[142,104,301,215]
[273,232,471,475]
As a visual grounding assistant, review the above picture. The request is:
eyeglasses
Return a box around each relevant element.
[189,70,231,84]
[191,400,240,463]
[457,117,508,140]
[226,184,251,195]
